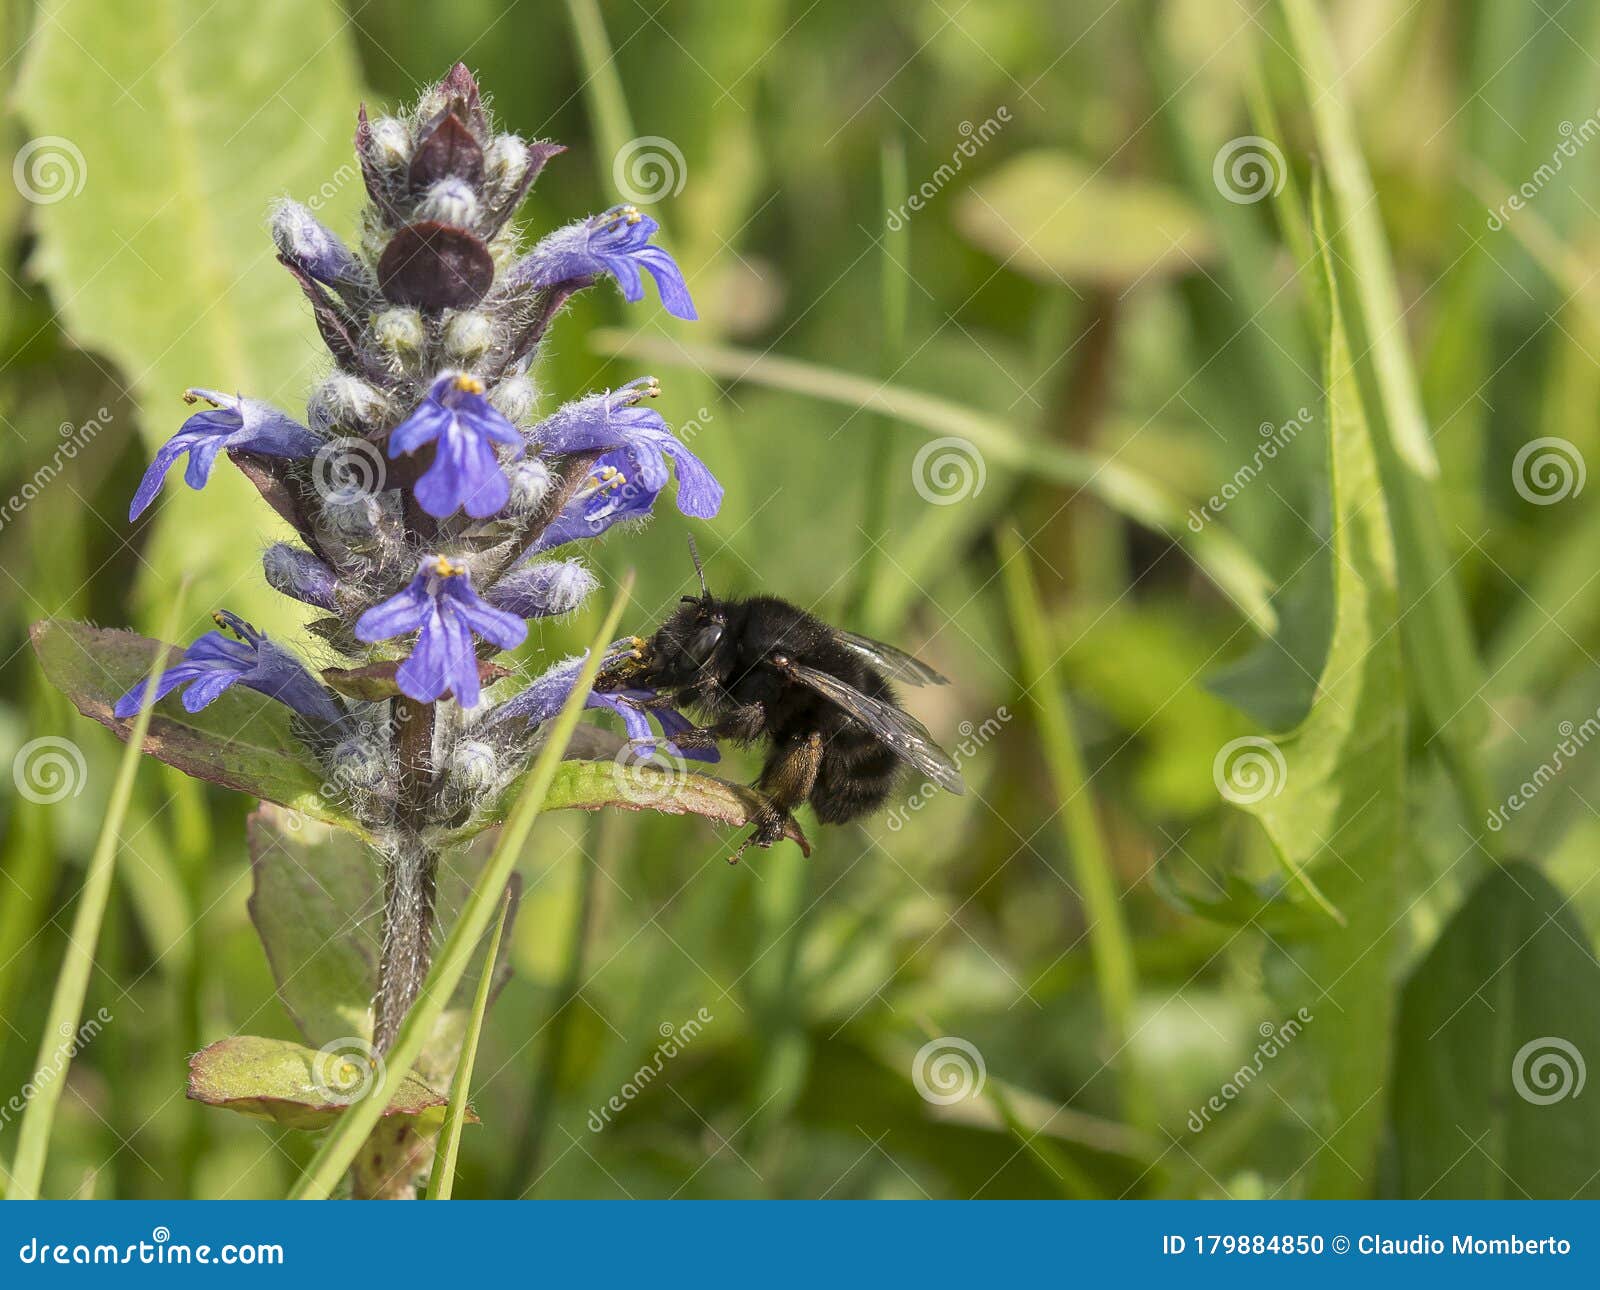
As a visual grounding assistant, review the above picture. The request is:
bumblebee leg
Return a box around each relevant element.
[669,703,767,751]
[731,731,824,864]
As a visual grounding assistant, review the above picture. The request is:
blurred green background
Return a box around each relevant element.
[4,0,1600,1199]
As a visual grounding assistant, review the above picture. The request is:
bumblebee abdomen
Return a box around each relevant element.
[809,723,901,823]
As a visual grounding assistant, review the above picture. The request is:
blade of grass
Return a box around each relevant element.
[592,329,1278,636]
[1281,0,1494,841]
[563,0,636,181]
[8,584,187,1200]
[290,574,635,1200]
[1279,0,1436,479]
[426,887,512,1200]
[997,531,1146,1128]
[849,136,909,621]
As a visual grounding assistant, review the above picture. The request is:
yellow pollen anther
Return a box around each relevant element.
[623,205,642,224]
[211,611,228,628]
[433,556,465,578]
[453,375,486,395]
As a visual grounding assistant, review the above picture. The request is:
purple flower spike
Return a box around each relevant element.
[130,389,320,520]
[114,610,343,724]
[532,378,721,519]
[486,654,716,761]
[355,556,527,707]
[510,205,697,320]
[525,451,661,556]
[387,373,525,520]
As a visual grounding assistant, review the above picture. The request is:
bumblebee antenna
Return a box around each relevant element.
[686,533,711,599]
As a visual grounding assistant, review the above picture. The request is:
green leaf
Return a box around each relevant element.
[1229,195,1404,1197]
[1280,0,1492,837]
[29,619,362,835]
[955,150,1215,287]
[454,750,810,853]
[16,0,364,638]
[246,805,521,1090]
[186,1036,464,1132]
[1393,862,1600,1198]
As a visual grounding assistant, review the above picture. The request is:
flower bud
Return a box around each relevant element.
[448,739,499,794]
[485,134,529,192]
[367,116,413,168]
[418,177,480,229]
[308,373,387,434]
[372,307,425,365]
[488,559,597,618]
[444,311,495,363]
[505,457,552,514]
[329,735,388,790]
[263,543,339,609]
[490,374,535,424]
[271,200,358,285]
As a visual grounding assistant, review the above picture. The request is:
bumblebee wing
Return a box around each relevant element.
[834,630,949,686]
[778,659,966,794]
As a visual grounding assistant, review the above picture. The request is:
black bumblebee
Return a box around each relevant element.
[596,540,965,859]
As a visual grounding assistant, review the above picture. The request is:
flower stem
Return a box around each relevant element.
[376,695,438,1051]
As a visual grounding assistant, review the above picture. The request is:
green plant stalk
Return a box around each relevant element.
[427,888,512,1200]
[563,0,636,185]
[997,531,1145,1127]
[850,136,909,622]
[591,329,1278,637]
[291,574,634,1201]
[1281,0,1494,844]
[8,590,185,1200]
